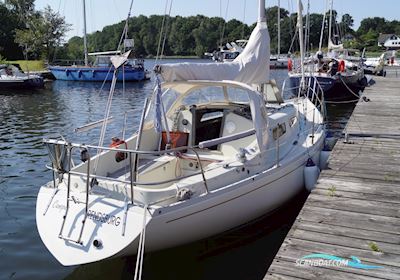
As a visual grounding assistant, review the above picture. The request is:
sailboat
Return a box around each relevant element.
[48,0,146,82]
[36,0,325,266]
[288,0,366,101]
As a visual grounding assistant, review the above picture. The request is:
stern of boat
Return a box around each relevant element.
[36,182,150,266]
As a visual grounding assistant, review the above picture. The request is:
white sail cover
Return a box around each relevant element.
[159,21,270,84]
[328,39,344,51]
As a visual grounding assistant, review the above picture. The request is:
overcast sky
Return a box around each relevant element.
[34,0,399,40]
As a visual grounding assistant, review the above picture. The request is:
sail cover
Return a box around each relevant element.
[328,39,344,51]
[159,21,270,84]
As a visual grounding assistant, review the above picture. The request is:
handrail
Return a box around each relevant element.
[44,139,211,196]
[46,163,204,187]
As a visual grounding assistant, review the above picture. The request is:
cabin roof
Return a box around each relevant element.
[378,34,398,44]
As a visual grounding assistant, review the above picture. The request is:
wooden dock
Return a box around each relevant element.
[265,76,400,280]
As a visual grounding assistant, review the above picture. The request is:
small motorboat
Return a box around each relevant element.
[0,64,44,90]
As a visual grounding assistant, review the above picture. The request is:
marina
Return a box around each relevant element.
[266,75,400,280]
[1,0,400,279]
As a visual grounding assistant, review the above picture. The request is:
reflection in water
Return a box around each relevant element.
[0,63,355,279]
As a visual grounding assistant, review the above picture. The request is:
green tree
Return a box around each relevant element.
[14,5,70,60]
[0,3,23,59]
[357,17,387,36]
[5,0,35,22]
[341,13,354,35]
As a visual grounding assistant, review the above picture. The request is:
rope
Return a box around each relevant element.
[338,74,363,99]
[134,205,148,280]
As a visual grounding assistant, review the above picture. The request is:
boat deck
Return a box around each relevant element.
[265,76,400,279]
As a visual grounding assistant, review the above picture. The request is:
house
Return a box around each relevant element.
[378,34,400,49]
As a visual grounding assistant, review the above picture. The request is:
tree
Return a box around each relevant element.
[5,0,35,23]
[0,3,23,59]
[14,5,70,60]
[340,14,354,35]
[357,17,387,36]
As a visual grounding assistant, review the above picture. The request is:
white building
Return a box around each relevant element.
[378,34,400,49]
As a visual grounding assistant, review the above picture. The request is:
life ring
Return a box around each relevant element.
[110,137,128,162]
[288,58,293,71]
[338,60,345,72]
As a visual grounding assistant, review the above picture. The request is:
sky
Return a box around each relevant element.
[34,0,399,40]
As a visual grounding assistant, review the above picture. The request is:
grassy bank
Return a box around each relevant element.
[6,60,45,72]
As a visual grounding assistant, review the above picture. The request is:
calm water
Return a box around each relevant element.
[0,59,355,280]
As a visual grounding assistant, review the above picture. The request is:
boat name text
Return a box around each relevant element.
[87,210,121,227]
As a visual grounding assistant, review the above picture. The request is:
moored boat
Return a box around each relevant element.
[49,51,146,82]
[36,0,325,266]
[48,0,146,82]
[288,0,366,101]
[0,64,44,90]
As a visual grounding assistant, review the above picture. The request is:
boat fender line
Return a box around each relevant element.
[288,58,293,71]
[92,70,96,78]
[65,69,70,77]
[338,60,345,72]
[110,137,128,162]
[236,148,250,163]
[304,158,320,192]
[78,70,82,78]
[80,148,90,162]
[319,145,331,170]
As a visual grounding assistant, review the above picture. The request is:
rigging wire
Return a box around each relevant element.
[241,0,247,39]
[219,0,230,49]
[155,0,171,65]
[160,0,174,61]
[94,0,136,164]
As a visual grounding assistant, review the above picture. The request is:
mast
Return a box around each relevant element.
[328,0,333,49]
[277,0,280,56]
[304,0,310,54]
[297,0,305,90]
[82,0,88,66]
[318,0,328,51]
[258,0,266,23]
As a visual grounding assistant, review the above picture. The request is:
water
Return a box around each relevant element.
[0,59,355,280]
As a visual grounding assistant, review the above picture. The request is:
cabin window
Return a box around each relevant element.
[272,123,286,140]
[162,89,180,112]
[182,86,225,105]
[227,87,250,103]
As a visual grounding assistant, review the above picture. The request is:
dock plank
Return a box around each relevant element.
[265,77,400,279]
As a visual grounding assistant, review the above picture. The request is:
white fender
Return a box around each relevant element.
[304,158,320,192]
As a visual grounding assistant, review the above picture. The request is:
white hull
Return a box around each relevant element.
[128,142,322,253]
[37,126,323,265]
